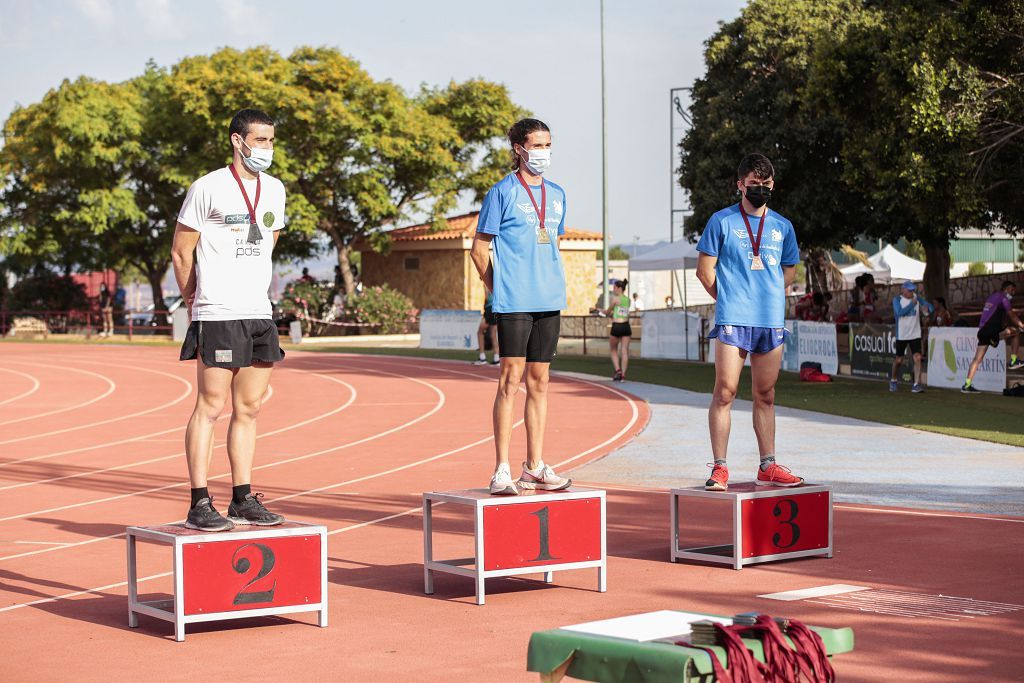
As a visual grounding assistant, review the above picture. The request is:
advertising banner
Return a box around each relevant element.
[640,310,702,360]
[927,327,1006,392]
[419,309,481,350]
[849,323,911,381]
[781,321,839,375]
[781,320,799,371]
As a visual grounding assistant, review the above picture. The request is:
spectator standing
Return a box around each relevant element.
[931,296,954,327]
[98,282,114,337]
[889,281,933,393]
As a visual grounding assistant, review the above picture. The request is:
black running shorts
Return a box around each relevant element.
[483,306,497,326]
[977,324,1002,348]
[496,311,560,363]
[179,319,285,368]
[610,322,632,338]
[895,338,921,356]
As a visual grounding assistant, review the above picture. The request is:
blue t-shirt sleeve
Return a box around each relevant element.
[696,215,722,257]
[557,191,566,236]
[781,222,800,265]
[477,185,503,235]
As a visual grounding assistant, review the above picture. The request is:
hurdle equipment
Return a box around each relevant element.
[126,521,328,641]
[527,610,854,682]
[670,483,832,569]
[422,487,606,605]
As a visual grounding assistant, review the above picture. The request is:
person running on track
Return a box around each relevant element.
[962,280,1024,392]
[696,153,804,491]
[171,108,288,531]
[471,117,572,496]
[474,290,500,366]
[602,279,632,381]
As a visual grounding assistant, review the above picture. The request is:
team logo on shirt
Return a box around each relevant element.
[225,214,248,224]
[552,199,563,215]
[263,211,275,228]
[771,229,783,242]
[732,229,747,240]
[766,254,778,266]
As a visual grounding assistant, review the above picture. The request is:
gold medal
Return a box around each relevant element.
[537,227,551,245]
[751,255,765,270]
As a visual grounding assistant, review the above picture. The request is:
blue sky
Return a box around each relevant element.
[0,0,745,246]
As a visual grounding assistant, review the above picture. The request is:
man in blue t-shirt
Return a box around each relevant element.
[696,153,803,491]
[471,118,571,496]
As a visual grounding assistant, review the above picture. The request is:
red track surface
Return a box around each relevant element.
[0,344,1020,682]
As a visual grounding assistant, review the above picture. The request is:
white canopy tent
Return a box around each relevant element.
[840,244,926,285]
[628,239,704,359]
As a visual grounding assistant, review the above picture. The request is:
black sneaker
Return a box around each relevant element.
[613,370,623,382]
[961,383,979,393]
[185,497,235,532]
[228,492,285,526]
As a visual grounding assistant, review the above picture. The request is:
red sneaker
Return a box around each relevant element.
[705,462,729,491]
[756,462,804,487]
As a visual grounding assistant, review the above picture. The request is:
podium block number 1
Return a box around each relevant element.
[483,499,601,571]
[742,492,828,558]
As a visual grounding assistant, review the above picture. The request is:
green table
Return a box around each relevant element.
[527,611,854,682]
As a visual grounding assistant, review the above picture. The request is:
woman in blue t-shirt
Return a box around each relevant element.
[470,118,572,496]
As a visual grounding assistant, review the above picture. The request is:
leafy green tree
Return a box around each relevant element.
[608,246,630,260]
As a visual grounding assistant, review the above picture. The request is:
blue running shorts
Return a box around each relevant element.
[708,324,788,354]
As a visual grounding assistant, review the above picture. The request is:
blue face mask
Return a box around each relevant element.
[239,138,273,173]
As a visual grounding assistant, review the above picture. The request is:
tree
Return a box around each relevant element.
[608,246,630,260]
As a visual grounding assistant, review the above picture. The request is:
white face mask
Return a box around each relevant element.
[238,137,273,173]
[518,146,551,175]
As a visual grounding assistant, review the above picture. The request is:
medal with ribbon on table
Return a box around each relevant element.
[515,171,549,244]
[740,203,767,271]
[229,164,263,244]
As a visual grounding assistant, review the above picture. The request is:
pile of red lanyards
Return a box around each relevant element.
[676,614,836,683]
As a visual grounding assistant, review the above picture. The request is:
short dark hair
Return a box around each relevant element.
[229,109,275,140]
[508,118,550,170]
[737,153,774,181]
[1002,280,1016,290]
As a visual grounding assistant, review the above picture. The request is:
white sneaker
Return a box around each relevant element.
[473,357,488,366]
[489,464,518,496]
[518,461,571,491]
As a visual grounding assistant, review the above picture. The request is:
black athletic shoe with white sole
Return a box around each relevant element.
[185,497,235,532]
[228,492,285,526]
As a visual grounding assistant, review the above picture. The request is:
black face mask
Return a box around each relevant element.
[744,185,771,208]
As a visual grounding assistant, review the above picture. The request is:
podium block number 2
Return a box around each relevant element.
[183,536,321,615]
[742,492,828,558]
[483,499,601,571]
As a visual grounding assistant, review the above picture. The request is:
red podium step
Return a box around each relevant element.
[670,483,832,570]
[126,521,328,641]
[422,487,606,605]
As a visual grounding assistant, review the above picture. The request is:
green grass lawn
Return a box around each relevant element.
[298,344,1023,448]
[5,337,1020,447]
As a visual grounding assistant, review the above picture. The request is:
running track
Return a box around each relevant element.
[0,344,1021,682]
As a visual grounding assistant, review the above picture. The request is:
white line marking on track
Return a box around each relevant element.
[758,584,870,601]
[0,364,116,428]
[0,362,191,450]
[0,368,42,408]
[9,541,72,546]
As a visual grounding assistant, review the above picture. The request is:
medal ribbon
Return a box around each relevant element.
[229,164,262,244]
[739,201,767,258]
[515,171,546,234]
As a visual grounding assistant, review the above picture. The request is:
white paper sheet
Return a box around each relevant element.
[560,610,732,642]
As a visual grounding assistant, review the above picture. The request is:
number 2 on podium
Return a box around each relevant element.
[232,543,277,605]
[530,506,558,562]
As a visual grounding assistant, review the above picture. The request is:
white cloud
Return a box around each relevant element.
[73,0,114,29]
[134,0,183,39]
[217,0,248,26]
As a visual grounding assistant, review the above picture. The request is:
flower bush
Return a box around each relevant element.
[278,279,336,335]
[344,284,418,334]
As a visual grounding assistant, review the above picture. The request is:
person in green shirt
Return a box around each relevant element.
[602,279,632,381]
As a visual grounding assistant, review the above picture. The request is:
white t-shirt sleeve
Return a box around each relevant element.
[177,179,210,232]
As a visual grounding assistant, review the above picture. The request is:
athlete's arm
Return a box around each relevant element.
[471,233,494,292]
[696,253,717,299]
[171,222,200,314]
[783,265,796,289]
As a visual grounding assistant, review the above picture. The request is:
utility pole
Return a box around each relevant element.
[601,0,610,308]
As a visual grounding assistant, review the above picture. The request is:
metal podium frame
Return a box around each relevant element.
[126,521,328,641]
[670,484,833,570]
[422,487,607,605]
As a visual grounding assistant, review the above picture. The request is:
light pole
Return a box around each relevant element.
[669,87,692,244]
[600,0,610,308]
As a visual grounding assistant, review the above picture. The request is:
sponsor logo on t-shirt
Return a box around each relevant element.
[262,211,274,228]
[767,254,778,266]
[225,214,249,224]
[552,199,563,215]
[771,229,783,242]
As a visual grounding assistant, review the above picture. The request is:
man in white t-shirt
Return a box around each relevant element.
[170,108,287,532]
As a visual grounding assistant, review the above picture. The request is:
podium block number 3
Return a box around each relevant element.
[483,499,601,570]
[742,493,828,558]
[232,543,277,605]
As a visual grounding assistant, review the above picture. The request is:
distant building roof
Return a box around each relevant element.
[385,212,601,242]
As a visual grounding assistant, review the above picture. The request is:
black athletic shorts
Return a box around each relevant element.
[895,338,921,356]
[483,306,497,326]
[496,311,560,363]
[610,322,632,338]
[179,319,285,369]
[978,324,1002,348]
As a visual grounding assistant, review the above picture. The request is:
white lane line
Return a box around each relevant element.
[834,504,1024,524]
[0,362,193,450]
[552,377,641,470]
[0,368,42,408]
[9,541,72,546]
[0,361,439,536]
[0,365,116,428]
[759,584,871,601]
